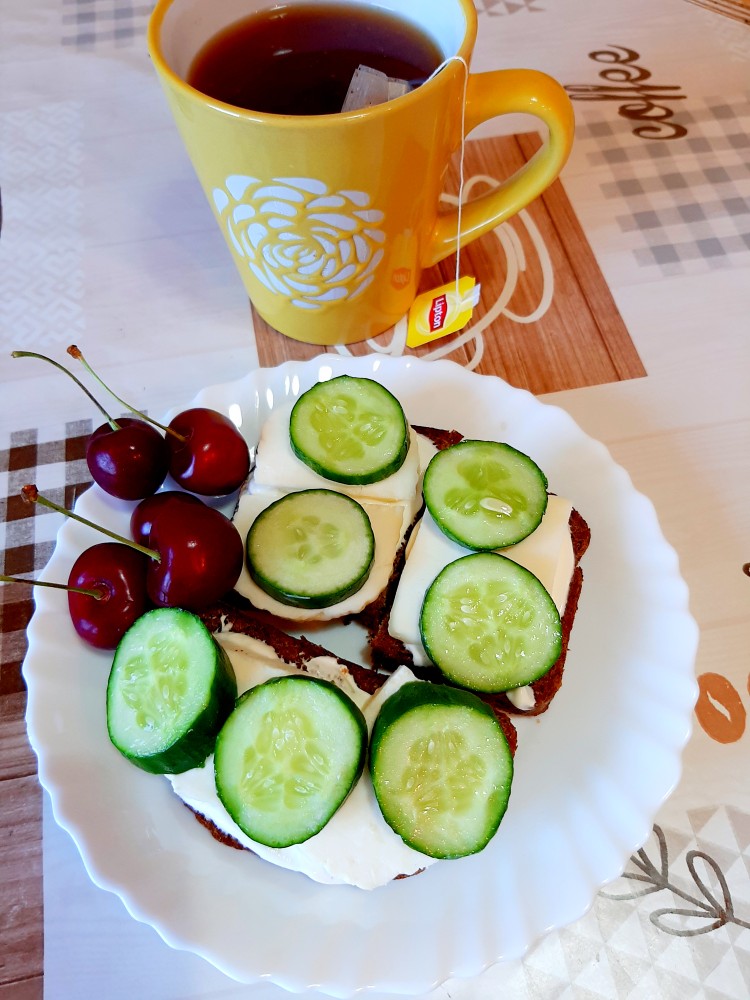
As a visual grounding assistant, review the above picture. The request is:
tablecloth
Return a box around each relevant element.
[2,0,750,996]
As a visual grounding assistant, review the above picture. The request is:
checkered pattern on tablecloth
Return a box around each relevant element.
[476,0,545,15]
[61,0,153,49]
[574,92,750,276]
[58,0,544,48]
[0,421,92,695]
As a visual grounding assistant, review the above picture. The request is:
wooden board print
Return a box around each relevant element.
[251,133,646,394]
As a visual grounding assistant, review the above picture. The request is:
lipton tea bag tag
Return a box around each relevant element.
[406,277,480,347]
[406,54,477,349]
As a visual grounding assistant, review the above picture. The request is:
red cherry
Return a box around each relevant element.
[2,542,148,651]
[12,349,169,502]
[167,408,250,497]
[87,418,169,501]
[144,497,244,609]
[67,543,150,649]
[52,346,250,499]
[19,484,241,618]
[130,490,203,546]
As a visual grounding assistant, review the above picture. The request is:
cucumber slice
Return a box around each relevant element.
[107,608,237,774]
[246,489,375,608]
[420,552,562,693]
[423,440,548,550]
[215,675,367,848]
[289,376,409,485]
[369,682,513,859]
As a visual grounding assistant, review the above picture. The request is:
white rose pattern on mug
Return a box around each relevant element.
[212,176,386,310]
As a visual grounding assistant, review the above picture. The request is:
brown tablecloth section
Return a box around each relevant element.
[253,133,646,394]
[1,424,95,992]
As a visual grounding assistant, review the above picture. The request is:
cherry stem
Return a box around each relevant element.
[11,351,119,431]
[67,345,186,442]
[0,574,106,600]
[22,485,161,563]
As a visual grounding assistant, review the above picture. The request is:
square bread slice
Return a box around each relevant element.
[366,505,590,716]
[359,424,590,717]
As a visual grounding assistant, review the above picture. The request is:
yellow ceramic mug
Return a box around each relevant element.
[148,0,574,346]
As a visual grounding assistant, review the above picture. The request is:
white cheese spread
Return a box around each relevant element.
[506,685,537,711]
[232,414,438,621]
[168,632,436,889]
[232,491,418,621]
[388,497,576,708]
[252,402,427,502]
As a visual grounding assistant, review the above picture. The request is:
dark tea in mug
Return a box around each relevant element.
[187,2,444,116]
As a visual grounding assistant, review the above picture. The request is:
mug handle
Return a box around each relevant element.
[425,69,575,268]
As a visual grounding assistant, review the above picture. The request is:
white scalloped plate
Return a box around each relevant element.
[24,355,698,997]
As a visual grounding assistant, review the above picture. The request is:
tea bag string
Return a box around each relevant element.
[425,55,470,300]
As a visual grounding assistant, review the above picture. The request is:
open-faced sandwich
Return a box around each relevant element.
[106,601,517,889]
[231,376,448,622]
[367,439,590,716]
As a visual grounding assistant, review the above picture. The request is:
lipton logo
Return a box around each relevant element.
[391,267,411,289]
[429,294,448,332]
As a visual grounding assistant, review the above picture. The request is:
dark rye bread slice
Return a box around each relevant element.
[191,599,518,865]
[367,507,590,718]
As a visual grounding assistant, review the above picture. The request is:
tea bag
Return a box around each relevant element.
[342,64,411,111]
